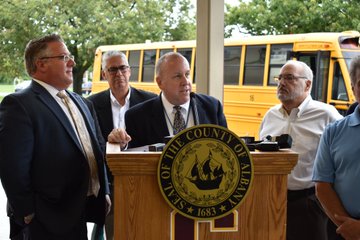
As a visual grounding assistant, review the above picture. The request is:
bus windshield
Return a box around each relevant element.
[342,51,360,71]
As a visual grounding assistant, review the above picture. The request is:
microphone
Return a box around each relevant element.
[190,92,200,125]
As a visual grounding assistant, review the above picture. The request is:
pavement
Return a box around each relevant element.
[0,185,9,239]
[0,184,95,239]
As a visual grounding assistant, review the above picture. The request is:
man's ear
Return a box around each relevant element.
[101,70,106,80]
[156,76,162,88]
[35,59,47,73]
[305,80,311,92]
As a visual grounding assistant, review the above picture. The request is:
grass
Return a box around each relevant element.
[0,84,15,102]
[0,84,14,93]
[0,84,14,103]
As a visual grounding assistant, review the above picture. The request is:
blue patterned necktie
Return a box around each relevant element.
[173,106,186,135]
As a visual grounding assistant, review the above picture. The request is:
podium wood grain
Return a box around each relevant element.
[106,143,298,240]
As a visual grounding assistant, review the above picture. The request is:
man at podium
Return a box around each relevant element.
[107,52,227,148]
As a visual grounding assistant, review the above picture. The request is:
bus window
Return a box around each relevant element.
[142,50,156,82]
[243,45,266,86]
[342,51,360,70]
[160,49,173,57]
[268,44,293,86]
[332,62,348,101]
[100,52,106,81]
[128,50,140,82]
[177,48,194,83]
[224,46,241,85]
[177,48,193,66]
[340,36,360,49]
[298,52,330,102]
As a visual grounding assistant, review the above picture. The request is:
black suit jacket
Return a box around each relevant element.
[125,93,227,148]
[88,88,157,140]
[88,88,157,183]
[0,81,108,235]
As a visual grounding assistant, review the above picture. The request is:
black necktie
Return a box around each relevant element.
[173,106,186,135]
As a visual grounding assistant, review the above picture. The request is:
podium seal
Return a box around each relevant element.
[158,124,253,220]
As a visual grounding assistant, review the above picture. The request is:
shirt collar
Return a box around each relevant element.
[110,87,131,106]
[161,92,190,115]
[349,105,360,126]
[33,78,62,98]
[278,95,312,117]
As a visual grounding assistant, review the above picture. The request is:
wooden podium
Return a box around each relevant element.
[106,143,298,240]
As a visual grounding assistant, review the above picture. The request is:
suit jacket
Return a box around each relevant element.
[125,93,227,148]
[87,88,157,140]
[88,88,156,184]
[0,81,108,235]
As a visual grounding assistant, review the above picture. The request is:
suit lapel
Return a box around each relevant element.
[129,88,139,108]
[68,92,96,139]
[95,90,113,134]
[31,83,83,152]
[151,96,170,137]
[195,97,208,124]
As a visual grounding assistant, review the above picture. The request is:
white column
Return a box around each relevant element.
[196,0,224,103]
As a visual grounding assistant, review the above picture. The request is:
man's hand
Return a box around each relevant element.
[24,213,35,224]
[105,194,112,216]
[108,128,131,149]
[335,214,360,240]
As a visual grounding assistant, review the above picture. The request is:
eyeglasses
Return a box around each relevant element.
[274,74,307,83]
[40,55,75,62]
[107,65,130,74]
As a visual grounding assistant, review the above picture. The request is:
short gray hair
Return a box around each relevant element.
[155,52,188,77]
[102,51,128,70]
[283,60,313,82]
[349,56,360,85]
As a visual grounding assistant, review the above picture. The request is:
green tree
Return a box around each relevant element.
[225,0,360,36]
[0,0,196,92]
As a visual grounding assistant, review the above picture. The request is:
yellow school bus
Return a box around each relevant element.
[91,31,360,137]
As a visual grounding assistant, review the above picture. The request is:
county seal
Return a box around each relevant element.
[158,124,253,220]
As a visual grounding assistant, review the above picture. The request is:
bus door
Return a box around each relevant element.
[296,51,330,102]
[329,59,350,115]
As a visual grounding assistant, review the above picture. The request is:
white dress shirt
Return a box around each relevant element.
[161,93,194,136]
[259,95,343,190]
[110,88,131,129]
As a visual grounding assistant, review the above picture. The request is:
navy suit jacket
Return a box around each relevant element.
[0,81,108,235]
[125,93,227,148]
[88,88,157,141]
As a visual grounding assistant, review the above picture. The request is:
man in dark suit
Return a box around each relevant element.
[0,34,110,240]
[107,52,227,148]
[87,51,156,239]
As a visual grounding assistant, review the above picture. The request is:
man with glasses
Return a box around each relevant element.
[107,52,227,148]
[88,50,156,240]
[259,60,342,240]
[0,34,110,239]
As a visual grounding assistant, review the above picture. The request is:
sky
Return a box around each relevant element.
[189,0,244,38]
